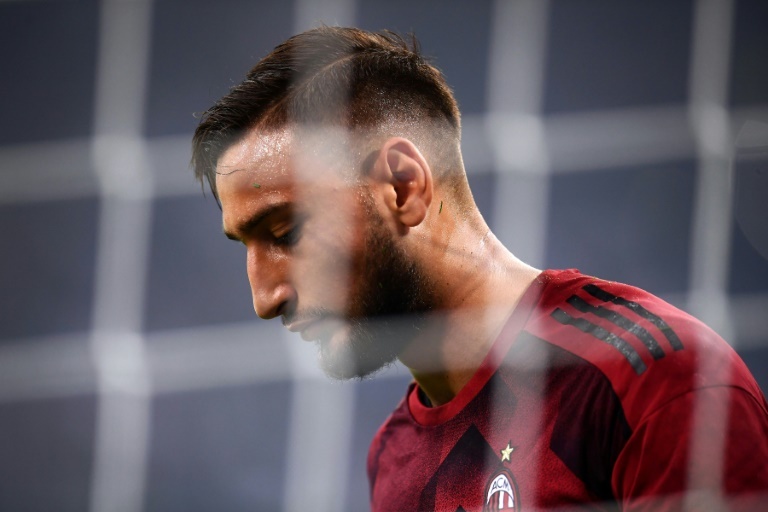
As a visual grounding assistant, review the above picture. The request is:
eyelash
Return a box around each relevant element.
[275,225,301,247]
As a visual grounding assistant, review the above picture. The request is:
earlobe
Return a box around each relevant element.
[377,138,433,228]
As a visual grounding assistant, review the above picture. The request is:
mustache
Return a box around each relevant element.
[281,307,331,327]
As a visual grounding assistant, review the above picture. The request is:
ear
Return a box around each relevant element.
[370,137,433,228]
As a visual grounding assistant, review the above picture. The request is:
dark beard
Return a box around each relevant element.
[317,199,436,380]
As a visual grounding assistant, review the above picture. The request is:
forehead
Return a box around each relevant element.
[215,127,295,237]
[216,124,360,190]
[216,126,294,187]
[215,125,361,232]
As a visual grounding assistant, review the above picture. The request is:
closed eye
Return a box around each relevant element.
[275,228,299,246]
[273,219,304,247]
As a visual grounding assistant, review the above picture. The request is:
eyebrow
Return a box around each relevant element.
[223,202,292,242]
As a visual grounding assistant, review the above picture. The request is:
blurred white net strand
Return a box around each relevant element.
[89,1,154,511]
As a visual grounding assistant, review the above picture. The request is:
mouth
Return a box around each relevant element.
[286,316,344,342]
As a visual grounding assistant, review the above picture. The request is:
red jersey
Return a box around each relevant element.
[367,269,768,511]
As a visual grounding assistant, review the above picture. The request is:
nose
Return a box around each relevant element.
[246,244,295,319]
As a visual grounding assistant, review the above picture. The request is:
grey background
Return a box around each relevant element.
[0,0,766,511]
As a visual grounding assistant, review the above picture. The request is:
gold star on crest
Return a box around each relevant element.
[500,442,514,462]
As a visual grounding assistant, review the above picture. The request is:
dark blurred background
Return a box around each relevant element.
[0,0,766,511]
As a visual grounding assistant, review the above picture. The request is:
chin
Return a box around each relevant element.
[316,315,413,381]
[317,336,395,381]
[319,352,394,381]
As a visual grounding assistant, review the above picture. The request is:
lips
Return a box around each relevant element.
[286,316,344,342]
[285,318,315,334]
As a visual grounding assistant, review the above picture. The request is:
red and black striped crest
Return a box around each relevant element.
[483,468,519,511]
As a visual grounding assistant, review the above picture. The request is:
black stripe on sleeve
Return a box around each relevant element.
[551,308,647,375]
[566,295,666,360]
[582,284,684,351]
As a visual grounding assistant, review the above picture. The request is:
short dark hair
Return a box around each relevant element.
[191,26,462,199]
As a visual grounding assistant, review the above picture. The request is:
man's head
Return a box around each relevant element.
[192,27,474,379]
[192,26,464,200]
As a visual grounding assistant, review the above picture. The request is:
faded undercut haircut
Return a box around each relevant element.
[191,26,463,200]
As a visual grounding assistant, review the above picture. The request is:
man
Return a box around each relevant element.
[192,27,768,511]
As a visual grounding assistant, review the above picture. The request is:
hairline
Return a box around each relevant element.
[213,113,463,186]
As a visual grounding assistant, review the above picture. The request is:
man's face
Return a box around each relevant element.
[216,127,433,379]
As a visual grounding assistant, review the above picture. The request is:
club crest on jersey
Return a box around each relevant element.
[483,468,519,511]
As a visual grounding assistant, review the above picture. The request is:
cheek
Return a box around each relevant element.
[292,217,366,307]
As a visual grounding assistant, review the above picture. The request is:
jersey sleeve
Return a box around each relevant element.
[612,385,768,512]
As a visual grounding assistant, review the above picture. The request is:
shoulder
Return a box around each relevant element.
[522,269,767,428]
[366,388,412,485]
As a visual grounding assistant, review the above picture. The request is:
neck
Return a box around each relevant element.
[398,215,540,407]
